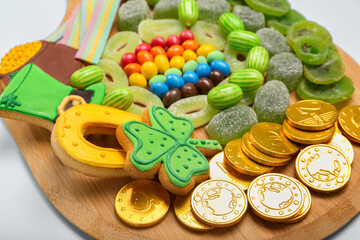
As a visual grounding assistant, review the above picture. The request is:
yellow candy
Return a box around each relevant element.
[196,44,215,57]
[141,61,158,80]
[169,56,185,70]
[154,55,170,74]
[129,73,147,88]
[183,49,197,62]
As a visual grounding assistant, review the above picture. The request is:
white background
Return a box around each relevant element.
[0,0,359,239]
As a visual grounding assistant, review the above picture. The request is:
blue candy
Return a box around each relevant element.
[166,74,185,89]
[210,60,231,77]
[182,71,199,84]
[196,63,211,78]
[150,82,169,98]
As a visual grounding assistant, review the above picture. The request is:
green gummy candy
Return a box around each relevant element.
[165,68,182,77]
[153,0,182,19]
[97,59,128,94]
[149,75,167,86]
[182,60,198,73]
[138,19,186,43]
[232,5,265,32]
[224,43,247,72]
[197,0,231,23]
[117,0,151,32]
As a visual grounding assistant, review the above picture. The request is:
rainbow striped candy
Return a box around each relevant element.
[246,46,269,74]
[229,69,264,92]
[80,0,98,42]
[71,65,104,89]
[227,30,261,52]
[178,0,198,27]
[46,20,67,43]
[102,88,133,110]
[207,83,243,110]
[218,13,245,36]
[58,3,81,49]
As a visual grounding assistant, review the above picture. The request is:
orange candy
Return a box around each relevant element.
[181,40,199,52]
[167,45,184,60]
[150,46,167,58]
[137,51,153,65]
[124,63,141,76]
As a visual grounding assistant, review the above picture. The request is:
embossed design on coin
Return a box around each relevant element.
[328,132,354,164]
[338,105,360,143]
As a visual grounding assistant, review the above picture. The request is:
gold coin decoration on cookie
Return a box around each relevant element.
[282,120,335,145]
[115,180,170,227]
[250,122,299,158]
[224,138,274,176]
[295,145,351,192]
[328,132,354,164]
[284,179,312,223]
[241,132,291,167]
[191,179,247,227]
[174,190,214,231]
[286,100,338,131]
[338,105,360,143]
[209,152,255,191]
[247,173,303,222]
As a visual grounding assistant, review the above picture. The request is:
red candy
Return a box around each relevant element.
[137,51,153,65]
[151,36,167,48]
[180,30,195,42]
[120,53,136,68]
[167,34,181,47]
[167,45,184,60]
[124,63,141,76]
[150,46,167,58]
[135,43,151,54]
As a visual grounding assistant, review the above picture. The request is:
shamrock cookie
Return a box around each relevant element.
[116,106,222,195]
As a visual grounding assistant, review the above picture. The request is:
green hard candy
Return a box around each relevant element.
[117,0,151,32]
[102,88,133,110]
[229,68,264,92]
[182,60,198,73]
[71,65,104,90]
[178,0,198,27]
[227,30,261,52]
[218,13,245,36]
[207,83,243,110]
[165,68,182,77]
[246,46,269,74]
[207,51,225,64]
[149,75,167,86]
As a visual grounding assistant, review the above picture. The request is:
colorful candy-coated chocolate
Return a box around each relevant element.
[71,65,104,90]
[196,56,208,64]
[227,30,261,52]
[162,88,182,108]
[167,34,181,47]
[181,83,198,98]
[207,51,225,64]
[120,52,136,68]
[149,75,167,86]
[196,63,211,78]
[208,70,224,86]
[166,73,185,89]
[124,63,141,77]
[102,88,133,110]
[167,45,185,59]
[182,40,200,52]
[183,49,198,62]
[135,43,151,54]
[150,82,169,98]
[210,60,231,77]
[170,56,186,69]
[151,36,167,48]
[229,69,264,92]
[246,46,269,74]
[154,55,170,74]
[196,78,214,94]
[178,0,198,27]
[182,60,198,73]
[141,61,158,80]
[180,30,195,42]
[150,46,167,58]
[207,83,243,110]
[218,13,245,36]
[137,51,153,65]
[165,68,183,77]
[182,71,199,84]
[196,44,215,57]
[129,73,147,88]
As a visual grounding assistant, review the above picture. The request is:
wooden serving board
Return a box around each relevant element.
[2,0,360,239]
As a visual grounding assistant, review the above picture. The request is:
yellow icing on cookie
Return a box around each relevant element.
[0,41,42,74]
[55,104,141,168]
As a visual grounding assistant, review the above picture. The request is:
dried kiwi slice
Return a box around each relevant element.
[244,0,290,17]
[265,9,306,35]
[293,35,330,65]
[296,76,354,104]
[286,20,332,49]
[304,46,345,85]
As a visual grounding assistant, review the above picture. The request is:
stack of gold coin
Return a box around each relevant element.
[284,100,338,145]
[247,173,311,223]
[337,105,360,143]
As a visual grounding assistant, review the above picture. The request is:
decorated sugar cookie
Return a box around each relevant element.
[116,106,222,195]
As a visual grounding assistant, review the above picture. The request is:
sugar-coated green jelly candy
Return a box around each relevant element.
[218,13,245,36]
[206,105,258,145]
[265,9,306,35]
[227,0,247,10]
[293,36,330,65]
[149,75,167,86]
[286,20,332,49]
[246,46,269,73]
[228,30,261,52]
[165,68,182,77]
[224,43,247,72]
[267,52,303,92]
[304,46,345,85]
[153,0,181,19]
[296,76,354,104]
[117,0,151,32]
[168,95,219,128]
[197,56,208,64]
[191,21,227,51]
[207,83,243,110]
[102,32,142,63]
[102,88,133,110]
[253,80,289,124]
[207,51,225,64]
[178,0,198,27]
[126,86,164,116]
[232,5,265,32]
[71,65,104,90]
[97,59,128,94]
[256,28,290,57]
[197,0,230,23]
[138,19,186,43]
[229,68,264,92]
[244,0,290,17]
[219,78,258,105]
[182,60,198,73]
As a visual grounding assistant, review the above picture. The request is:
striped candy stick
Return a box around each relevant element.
[218,13,245,36]
[58,3,81,49]
[80,0,98,42]
[75,0,121,64]
[246,46,269,74]
[229,68,264,92]
[102,88,133,110]
[45,20,68,43]
[227,30,261,52]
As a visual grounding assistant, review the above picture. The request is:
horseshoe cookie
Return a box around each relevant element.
[51,104,141,177]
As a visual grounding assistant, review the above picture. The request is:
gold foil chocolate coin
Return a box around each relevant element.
[284,179,311,223]
[250,122,299,158]
[286,100,338,131]
[224,138,274,176]
[296,145,351,192]
[115,180,170,227]
[338,105,360,143]
[247,173,303,222]
[328,132,354,164]
[174,191,214,231]
[191,179,247,227]
[282,120,335,145]
[209,152,255,191]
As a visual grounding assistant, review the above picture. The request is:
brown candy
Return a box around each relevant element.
[181,83,198,98]
[162,88,182,108]
[208,70,224,86]
[195,78,214,94]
